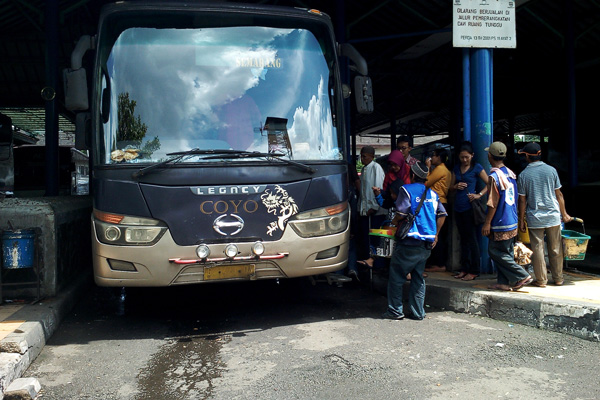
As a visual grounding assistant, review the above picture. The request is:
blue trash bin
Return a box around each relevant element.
[2,229,35,269]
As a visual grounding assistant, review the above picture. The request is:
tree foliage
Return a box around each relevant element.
[117,92,148,144]
[116,92,161,158]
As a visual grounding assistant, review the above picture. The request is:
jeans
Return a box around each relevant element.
[488,236,529,286]
[387,241,431,319]
[455,209,481,275]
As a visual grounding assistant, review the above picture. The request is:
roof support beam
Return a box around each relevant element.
[10,0,43,32]
[522,6,564,44]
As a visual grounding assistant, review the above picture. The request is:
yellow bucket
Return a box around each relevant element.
[518,222,530,244]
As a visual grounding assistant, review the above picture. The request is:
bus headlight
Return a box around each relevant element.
[196,244,210,259]
[288,202,349,238]
[94,209,167,246]
[251,241,265,256]
[224,244,239,258]
[104,226,121,242]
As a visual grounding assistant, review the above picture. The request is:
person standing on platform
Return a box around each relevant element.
[482,142,533,291]
[382,161,447,320]
[424,148,451,273]
[357,146,386,267]
[451,141,488,281]
[517,142,573,287]
[376,135,417,173]
[397,135,418,167]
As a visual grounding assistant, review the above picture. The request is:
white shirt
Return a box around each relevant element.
[358,161,386,216]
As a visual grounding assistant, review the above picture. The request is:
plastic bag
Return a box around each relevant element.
[514,241,533,265]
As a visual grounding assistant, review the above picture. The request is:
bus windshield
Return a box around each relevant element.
[98,25,341,166]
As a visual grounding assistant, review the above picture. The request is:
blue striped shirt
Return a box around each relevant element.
[517,161,562,229]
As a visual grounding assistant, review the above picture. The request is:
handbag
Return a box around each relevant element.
[471,196,487,225]
[458,168,486,225]
[395,186,429,240]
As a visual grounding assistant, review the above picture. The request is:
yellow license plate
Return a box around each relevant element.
[204,264,255,280]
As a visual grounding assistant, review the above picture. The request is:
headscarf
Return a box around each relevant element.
[383,150,410,190]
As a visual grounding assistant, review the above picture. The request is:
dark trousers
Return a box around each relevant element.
[427,206,448,267]
[488,236,529,286]
[455,209,481,275]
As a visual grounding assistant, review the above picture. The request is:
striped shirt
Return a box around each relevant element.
[517,161,562,229]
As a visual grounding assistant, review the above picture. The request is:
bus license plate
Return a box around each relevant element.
[204,264,255,280]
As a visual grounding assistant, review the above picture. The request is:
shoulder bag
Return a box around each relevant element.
[395,186,429,240]
[471,196,487,225]
[458,168,486,225]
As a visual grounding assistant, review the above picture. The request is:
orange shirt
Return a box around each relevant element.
[426,163,451,204]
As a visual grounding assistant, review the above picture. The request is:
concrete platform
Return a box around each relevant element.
[369,267,600,342]
[0,273,90,397]
[0,262,599,398]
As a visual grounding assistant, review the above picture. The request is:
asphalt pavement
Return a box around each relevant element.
[0,252,599,398]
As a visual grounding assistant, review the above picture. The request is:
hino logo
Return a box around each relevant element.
[213,214,244,236]
[191,185,266,195]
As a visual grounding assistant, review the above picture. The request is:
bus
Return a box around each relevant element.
[63,1,373,287]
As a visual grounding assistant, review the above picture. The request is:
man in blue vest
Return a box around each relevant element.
[382,161,447,320]
[482,142,533,291]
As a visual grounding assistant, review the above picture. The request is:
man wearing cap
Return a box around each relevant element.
[482,142,533,291]
[382,161,447,320]
[517,142,573,287]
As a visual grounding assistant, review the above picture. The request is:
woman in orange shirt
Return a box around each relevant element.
[425,148,451,272]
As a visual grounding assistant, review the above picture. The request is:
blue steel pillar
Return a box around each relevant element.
[462,49,471,142]
[565,0,577,187]
[470,48,493,274]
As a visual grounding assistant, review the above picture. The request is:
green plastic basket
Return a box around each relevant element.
[561,229,591,261]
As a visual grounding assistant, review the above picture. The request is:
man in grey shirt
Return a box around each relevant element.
[517,142,573,287]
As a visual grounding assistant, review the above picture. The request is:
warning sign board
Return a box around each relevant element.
[453,0,517,48]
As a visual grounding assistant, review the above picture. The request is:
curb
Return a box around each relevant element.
[0,273,91,397]
[370,272,600,341]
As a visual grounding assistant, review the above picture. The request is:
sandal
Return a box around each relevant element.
[454,272,468,279]
[425,265,447,272]
[554,280,564,286]
[461,273,478,281]
[512,276,533,291]
[487,283,512,291]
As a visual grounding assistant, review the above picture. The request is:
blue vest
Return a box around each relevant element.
[403,183,439,242]
[490,167,518,232]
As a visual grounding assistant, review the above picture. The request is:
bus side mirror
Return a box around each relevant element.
[64,68,89,111]
[339,43,368,76]
[354,76,373,114]
[63,35,94,111]
[101,87,111,124]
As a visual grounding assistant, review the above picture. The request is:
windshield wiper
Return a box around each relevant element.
[201,151,316,174]
[132,149,315,179]
[132,148,210,179]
